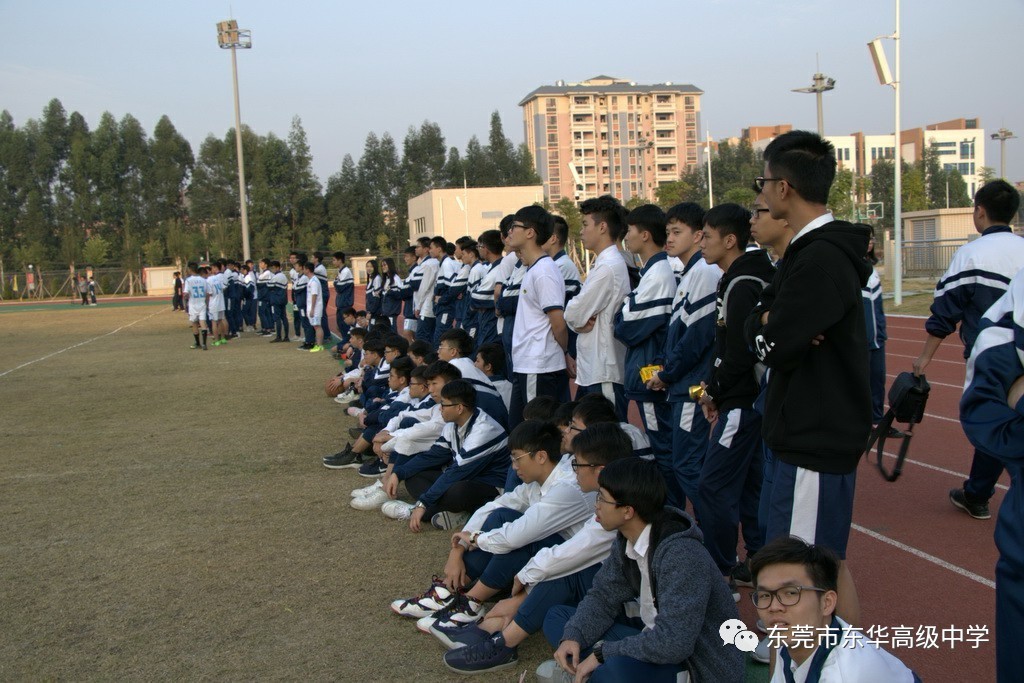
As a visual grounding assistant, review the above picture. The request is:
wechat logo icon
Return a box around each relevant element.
[720,619,758,652]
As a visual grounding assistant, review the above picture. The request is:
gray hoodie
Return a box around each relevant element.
[560,507,744,682]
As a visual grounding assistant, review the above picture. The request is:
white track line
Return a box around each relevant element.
[851,523,996,589]
[0,309,165,379]
[887,352,964,366]
[886,372,961,390]
[876,450,1009,491]
[887,314,929,320]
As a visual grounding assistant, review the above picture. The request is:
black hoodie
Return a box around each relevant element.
[744,221,872,474]
[706,248,775,412]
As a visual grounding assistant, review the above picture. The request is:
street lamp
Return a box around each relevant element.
[216,19,252,261]
[792,71,836,136]
[631,134,654,201]
[990,128,1017,180]
[868,0,902,305]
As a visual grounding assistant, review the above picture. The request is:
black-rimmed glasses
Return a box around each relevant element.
[753,176,792,193]
[570,457,601,472]
[750,585,827,609]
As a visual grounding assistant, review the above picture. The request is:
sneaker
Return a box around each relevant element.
[430,622,491,650]
[431,511,470,531]
[350,488,390,511]
[335,389,358,404]
[536,659,574,683]
[269,337,283,343]
[416,593,486,634]
[390,576,455,618]
[346,407,364,418]
[190,343,200,349]
[323,449,361,470]
[731,558,753,588]
[443,632,518,674]
[751,635,772,664]
[310,345,324,353]
[381,500,415,521]
[950,487,991,520]
[358,458,387,478]
[351,480,384,498]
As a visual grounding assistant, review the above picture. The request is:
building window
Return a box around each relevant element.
[684,96,693,105]
[573,96,589,105]
[547,115,557,126]
[961,140,975,159]
[547,133,558,144]
[546,98,556,107]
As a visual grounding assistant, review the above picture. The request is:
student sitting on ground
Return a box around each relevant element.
[440,423,634,675]
[391,421,592,640]
[437,328,509,428]
[371,360,459,464]
[382,380,509,530]
[544,457,744,683]
[570,393,652,458]
[751,536,919,682]
[474,342,513,411]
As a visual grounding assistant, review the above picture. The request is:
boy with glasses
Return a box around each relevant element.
[544,457,743,683]
[751,536,918,682]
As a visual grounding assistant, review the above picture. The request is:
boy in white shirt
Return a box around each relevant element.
[564,196,631,417]
[207,261,228,346]
[506,206,570,427]
[304,262,325,352]
[183,263,210,350]
[752,536,919,683]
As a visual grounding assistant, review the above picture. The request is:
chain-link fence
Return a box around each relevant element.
[0,267,147,301]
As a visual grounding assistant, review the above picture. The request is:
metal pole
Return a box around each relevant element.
[1000,138,1006,179]
[230,44,251,261]
[705,130,714,208]
[893,0,902,306]
[816,78,825,136]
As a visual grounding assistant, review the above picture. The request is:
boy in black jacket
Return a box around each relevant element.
[744,130,871,629]
[696,203,775,587]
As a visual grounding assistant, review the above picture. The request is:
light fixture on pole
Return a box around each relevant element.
[868,0,902,306]
[631,134,654,201]
[990,128,1017,180]
[792,70,836,136]
[216,19,253,261]
[705,130,714,208]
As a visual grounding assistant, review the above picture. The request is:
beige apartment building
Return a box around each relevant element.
[407,185,544,245]
[519,76,703,203]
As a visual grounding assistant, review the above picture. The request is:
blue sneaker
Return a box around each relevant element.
[429,622,490,650]
[443,633,518,674]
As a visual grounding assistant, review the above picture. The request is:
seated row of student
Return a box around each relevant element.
[390,421,594,637]
[438,423,634,675]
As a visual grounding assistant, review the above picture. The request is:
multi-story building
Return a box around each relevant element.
[407,186,544,245]
[519,76,703,203]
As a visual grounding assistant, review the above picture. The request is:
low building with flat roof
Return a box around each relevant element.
[407,185,544,244]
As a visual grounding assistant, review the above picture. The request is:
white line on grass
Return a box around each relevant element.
[851,523,996,589]
[0,309,166,379]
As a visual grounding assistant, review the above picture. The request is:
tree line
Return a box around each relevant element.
[0,98,539,272]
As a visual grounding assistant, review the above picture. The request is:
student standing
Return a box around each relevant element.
[414,237,440,343]
[564,195,630,417]
[305,262,325,352]
[267,260,290,343]
[472,227,509,351]
[171,271,184,310]
[183,263,210,350]
[333,251,354,341]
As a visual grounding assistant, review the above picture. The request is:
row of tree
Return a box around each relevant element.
[0,98,539,271]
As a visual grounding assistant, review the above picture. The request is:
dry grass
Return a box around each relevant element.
[0,303,554,681]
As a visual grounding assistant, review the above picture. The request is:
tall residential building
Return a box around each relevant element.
[519,76,703,203]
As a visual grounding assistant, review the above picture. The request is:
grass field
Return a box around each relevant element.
[0,302,771,681]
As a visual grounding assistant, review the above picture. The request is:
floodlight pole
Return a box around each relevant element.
[705,130,714,208]
[792,71,836,137]
[217,20,252,261]
[893,0,902,306]
[991,128,1017,179]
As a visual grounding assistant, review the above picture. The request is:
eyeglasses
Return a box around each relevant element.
[511,450,534,464]
[570,457,601,472]
[751,207,771,218]
[753,177,794,193]
[409,382,426,388]
[595,493,626,507]
[439,402,460,408]
[566,423,585,433]
[507,223,528,232]
[750,585,827,609]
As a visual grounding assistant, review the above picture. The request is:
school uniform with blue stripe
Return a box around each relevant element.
[498,261,526,373]
[470,259,502,349]
[862,269,887,422]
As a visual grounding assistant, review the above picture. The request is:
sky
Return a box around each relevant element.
[2,0,1022,186]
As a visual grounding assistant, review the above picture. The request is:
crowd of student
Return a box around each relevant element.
[306,130,1009,682]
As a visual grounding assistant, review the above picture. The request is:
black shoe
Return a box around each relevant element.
[949,487,991,520]
[886,426,907,439]
[202,345,208,351]
[358,457,387,478]
[323,449,361,469]
[730,558,753,588]
[348,426,364,439]
[283,337,291,342]
[269,337,282,343]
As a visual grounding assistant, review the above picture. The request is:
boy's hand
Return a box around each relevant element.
[553,640,581,675]
[573,653,600,682]
[1009,375,1024,408]
[443,550,469,591]
[646,372,666,391]
[408,505,426,532]
[384,474,399,499]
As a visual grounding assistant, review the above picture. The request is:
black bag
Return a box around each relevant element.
[865,372,931,482]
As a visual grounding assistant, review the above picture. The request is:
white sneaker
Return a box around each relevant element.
[335,389,357,404]
[351,488,390,511]
[431,510,470,531]
[536,659,574,683]
[381,500,414,521]
[351,480,383,498]
[416,593,486,634]
[390,576,455,618]
[752,635,772,664]
[346,406,364,418]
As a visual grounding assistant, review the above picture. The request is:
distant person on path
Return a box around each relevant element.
[88,275,97,305]
[172,271,184,310]
[913,179,1024,520]
[78,275,89,306]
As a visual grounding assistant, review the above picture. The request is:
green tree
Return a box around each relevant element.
[655,167,708,209]
[722,187,757,207]
[149,115,193,221]
[978,166,996,185]
[143,237,165,265]
[82,235,111,265]
[827,169,855,220]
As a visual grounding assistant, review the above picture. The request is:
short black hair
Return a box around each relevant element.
[626,204,668,247]
[430,236,447,251]
[384,335,409,356]
[750,536,840,601]
[762,130,836,205]
[551,215,570,247]
[666,202,706,230]
[439,328,473,357]
[348,327,367,339]
[508,420,563,461]
[342,307,357,317]
[269,260,281,268]
[409,339,432,359]
[390,355,414,382]
[499,214,516,238]
[404,245,417,256]
[363,339,386,356]
[303,261,315,273]
[478,229,504,256]
[513,205,554,246]
[597,457,666,524]
[573,393,619,426]
[417,236,432,248]
[410,364,429,383]
[552,400,578,427]
[423,360,462,383]
[523,396,561,423]
[704,203,753,250]
[445,242,456,257]
[975,179,1021,224]
[474,342,507,379]
[333,251,346,262]
[441,379,476,410]
[456,236,476,249]
[572,422,634,466]
[187,262,198,273]
[580,195,628,241]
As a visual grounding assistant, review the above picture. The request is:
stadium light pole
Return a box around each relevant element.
[868,0,902,305]
[217,20,252,261]
[991,128,1017,180]
[792,70,836,136]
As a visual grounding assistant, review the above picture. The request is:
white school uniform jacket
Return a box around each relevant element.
[512,255,567,374]
[465,454,594,554]
[207,273,226,312]
[184,275,210,310]
[564,245,630,386]
[517,515,615,586]
[245,270,258,299]
[415,256,439,318]
[385,404,445,455]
